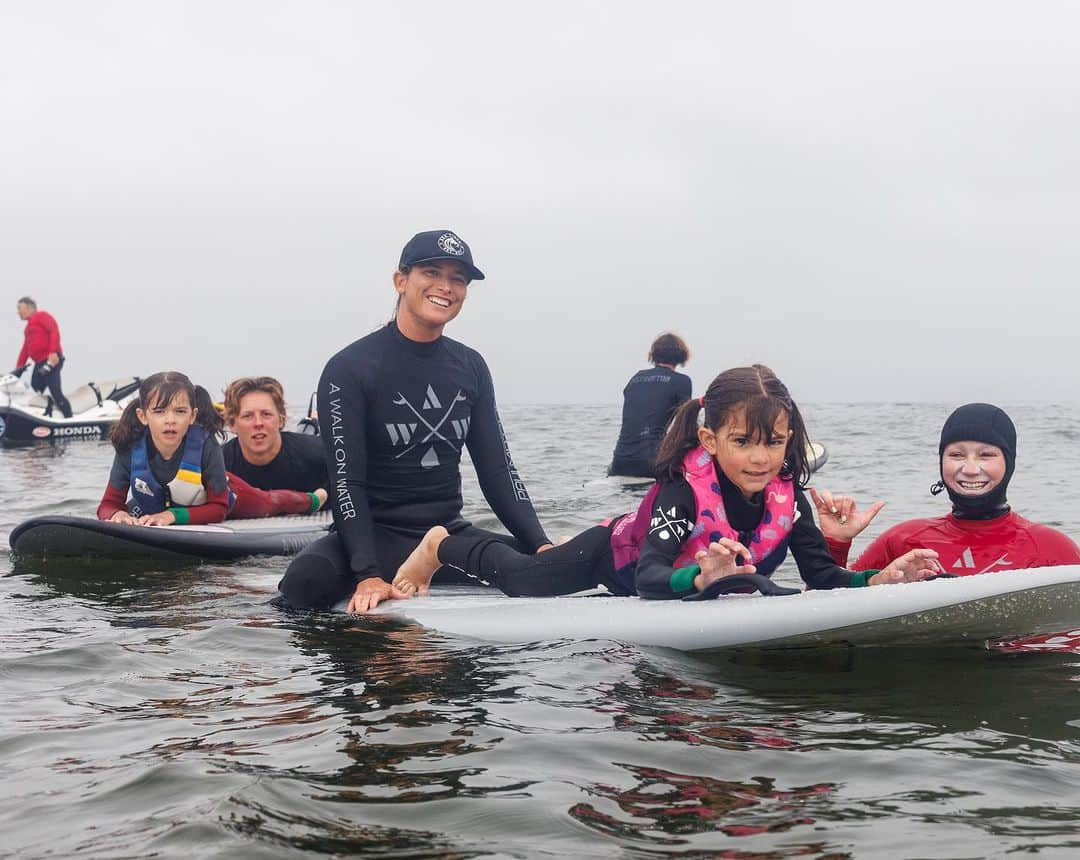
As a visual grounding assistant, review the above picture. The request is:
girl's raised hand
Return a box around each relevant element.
[693,538,756,591]
[809,487,885,542]
[868,548,943,585]
[135,511,177,527]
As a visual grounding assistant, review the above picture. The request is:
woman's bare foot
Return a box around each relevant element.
[392,526,449,596]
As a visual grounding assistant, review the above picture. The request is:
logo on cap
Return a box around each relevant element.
[437,232,466,256]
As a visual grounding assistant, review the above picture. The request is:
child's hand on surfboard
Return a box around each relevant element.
[135,511,177,527]
[869,548,943,585]
[693,538,757,592]
[809,487,885,542]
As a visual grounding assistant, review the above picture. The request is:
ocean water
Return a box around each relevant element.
[3,402,1080,859]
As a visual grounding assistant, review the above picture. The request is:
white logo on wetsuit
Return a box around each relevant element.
[951,547,1012,573]
[386,385,469,468]
[134,478,152,496]
[649,504,691,543]
[437,232,466,256]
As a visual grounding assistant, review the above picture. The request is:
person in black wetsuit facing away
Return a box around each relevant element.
[609,333,692,477]
[277,229,552,612]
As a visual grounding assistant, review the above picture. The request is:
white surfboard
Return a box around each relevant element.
[372,565,1080,651]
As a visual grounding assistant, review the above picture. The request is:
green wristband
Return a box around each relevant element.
[171,507,191,525]
[847,569,879,588]
[308,493,320,513]
[670,563,700,594]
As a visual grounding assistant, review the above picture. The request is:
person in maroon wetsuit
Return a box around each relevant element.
[811,403,1080,574]
[11,296,72,418]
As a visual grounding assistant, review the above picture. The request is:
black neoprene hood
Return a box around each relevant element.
[937,403,1016,519]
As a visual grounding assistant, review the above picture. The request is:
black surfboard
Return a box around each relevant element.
[9,512,332,562]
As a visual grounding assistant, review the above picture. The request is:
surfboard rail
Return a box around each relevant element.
[9,512,333,561]
[370,565,1080,651]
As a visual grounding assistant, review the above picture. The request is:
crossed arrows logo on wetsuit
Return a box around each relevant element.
[649,504,691,543]
[385,385,469,468]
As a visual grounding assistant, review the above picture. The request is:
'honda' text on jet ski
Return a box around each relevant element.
[0,373,141,446]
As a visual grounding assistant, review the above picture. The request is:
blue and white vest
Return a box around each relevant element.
[127,426,210,516]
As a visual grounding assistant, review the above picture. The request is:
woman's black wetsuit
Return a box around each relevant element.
[437,465,859,599]
[609,366,692,477]
[278,322,550,609]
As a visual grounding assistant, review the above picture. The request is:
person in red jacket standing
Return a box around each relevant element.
[12,296,72,418]
[812,403,1080,575]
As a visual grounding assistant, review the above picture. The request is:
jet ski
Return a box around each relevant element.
[0,373,141,446]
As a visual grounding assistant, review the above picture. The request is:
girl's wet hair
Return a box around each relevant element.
[652,364,811,486]
[109,371,225,453]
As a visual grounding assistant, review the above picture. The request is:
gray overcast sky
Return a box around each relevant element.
[1,1,1076,406]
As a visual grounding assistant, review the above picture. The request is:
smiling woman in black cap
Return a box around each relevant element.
[812,403,1080,574]
[277,229,552,612]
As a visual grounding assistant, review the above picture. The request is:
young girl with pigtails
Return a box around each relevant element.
[97,371,326,526]
[389,364,942,605]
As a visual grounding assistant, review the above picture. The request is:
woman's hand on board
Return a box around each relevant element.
[109,511,136,525]
[348,576,411,613]
[809,487,885,542]
[868,548,943,585]
[693,538,757,591]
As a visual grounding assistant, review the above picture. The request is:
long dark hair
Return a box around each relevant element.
[653,364,811,486]
[109,371,225,454]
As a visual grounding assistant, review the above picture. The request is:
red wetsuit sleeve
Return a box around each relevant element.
[848,532,896,572]
[227,471,315,518]
[174,484,230,525]
[825,536,852,566]
[1032,526,1080,566]
[97,482,128,520]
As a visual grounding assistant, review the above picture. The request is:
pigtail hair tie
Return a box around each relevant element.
[698,396,705,407]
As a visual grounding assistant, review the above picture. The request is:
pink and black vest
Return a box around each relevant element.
[608,446,797,577]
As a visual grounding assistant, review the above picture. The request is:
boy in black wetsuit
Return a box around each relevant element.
[609,333,692,477]
[278,230,552,612]
[220,376,326,494]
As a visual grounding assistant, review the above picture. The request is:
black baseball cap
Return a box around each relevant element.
[398,230,485,281]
